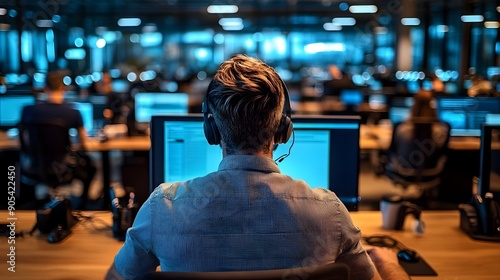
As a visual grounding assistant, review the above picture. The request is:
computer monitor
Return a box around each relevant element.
[0,95,36,130]
[150,114,361,211]
[389,107,410,124]
[478,124,500,199]
[388,97,413,124]
[437,97,500,136]
[135,92,189,123]
[70,102,94,135]
[339,89,364,105]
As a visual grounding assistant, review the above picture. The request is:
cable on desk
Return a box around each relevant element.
[363,235,405,250]
[73,211,112,232]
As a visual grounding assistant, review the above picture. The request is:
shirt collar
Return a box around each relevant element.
[218,155,281,174]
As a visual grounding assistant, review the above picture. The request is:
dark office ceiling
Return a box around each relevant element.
[0,0,498,33]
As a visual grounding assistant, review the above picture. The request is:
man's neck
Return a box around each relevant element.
[47,90,65,104]
[222,145,273,159]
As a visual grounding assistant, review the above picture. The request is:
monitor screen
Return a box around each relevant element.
[150,114,361,211]
[340,89,363,105]
[135,92,189,123]
[0,95,36,129]
[70,102,94,135]
[389,107,410,124]
[388,97,413,124]
[437,97,500,136]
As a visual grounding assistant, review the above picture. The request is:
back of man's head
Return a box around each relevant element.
[206,54,285,155]
[45,71,65,92]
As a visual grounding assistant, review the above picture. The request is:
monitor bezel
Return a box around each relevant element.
[436,96,500,137]
[150,114,361,211]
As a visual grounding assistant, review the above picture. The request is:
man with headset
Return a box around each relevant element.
[106,55,409,280]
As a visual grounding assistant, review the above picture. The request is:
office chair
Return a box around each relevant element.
[383,120,451,207]
[141,262,350,280]
[18,120,91,207]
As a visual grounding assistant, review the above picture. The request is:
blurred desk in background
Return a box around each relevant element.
[1,125,493,152]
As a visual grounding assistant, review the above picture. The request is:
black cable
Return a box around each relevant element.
[363,235,404,250]
[73,211,112,231]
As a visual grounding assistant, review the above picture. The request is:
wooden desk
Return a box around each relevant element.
[1,210,499,280]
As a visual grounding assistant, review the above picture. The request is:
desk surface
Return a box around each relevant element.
[1,125,494,151]
[1,210,499,280]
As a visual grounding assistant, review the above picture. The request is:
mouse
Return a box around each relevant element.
[47,227,72,243]
[397,249,420,263]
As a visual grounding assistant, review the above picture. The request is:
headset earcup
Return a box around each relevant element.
[274,115,293,144]
[203,115,221,145]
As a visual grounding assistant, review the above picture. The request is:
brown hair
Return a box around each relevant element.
[45,71,65,91]
[206,54,284,154]
[410,90,437,119]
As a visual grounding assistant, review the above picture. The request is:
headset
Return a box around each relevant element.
[202,77,293,146]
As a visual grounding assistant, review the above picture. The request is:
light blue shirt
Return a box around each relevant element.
[114,155,374,279]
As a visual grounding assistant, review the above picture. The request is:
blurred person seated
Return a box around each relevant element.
[468,75,494,97]
[382,90,450,205]
[323,64,357,96]
[89,70,127,124]
[18,70,96,209]
[106,55,409,280]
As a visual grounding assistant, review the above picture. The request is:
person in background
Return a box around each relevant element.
[409,90,438,120]
[19,70,96,209]
[468,75,493,97]
[90,70,125,124]
[323,64,356,96]
[106,54,409,280]
[427,74,446,96]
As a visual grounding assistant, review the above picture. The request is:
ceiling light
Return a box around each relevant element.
[332,17,356,26]
[0,8,7,15]
[36,19,54,28]
[460,15,484,23]
[218,18,243,27]
[118,18,142,27]
[96,38,106,48]
[401,18,420,26]
[305,43,345,54]
[485,21,500,28]
[349,5,377,14]
[207,5,238,14]
[436,25,449,32]
[222,24,244,31]
[323,22,342,31]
